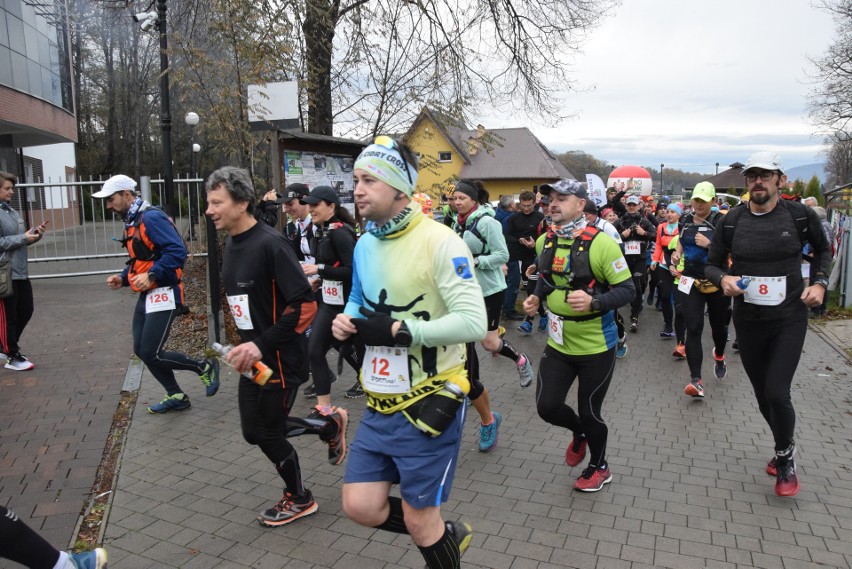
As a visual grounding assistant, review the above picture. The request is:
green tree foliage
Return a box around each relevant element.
[790,179,806,197]
[804,175,824,205]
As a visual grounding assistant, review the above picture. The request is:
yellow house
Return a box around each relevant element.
[403,107,574,203]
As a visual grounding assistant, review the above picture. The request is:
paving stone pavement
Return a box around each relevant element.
[0,276,133,561]
[100,305,852,569]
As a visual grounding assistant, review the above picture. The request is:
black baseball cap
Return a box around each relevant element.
[276,183,310,204]
[300,185,339,206]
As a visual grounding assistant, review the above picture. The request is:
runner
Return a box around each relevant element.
[298,185,366,411]
[332,137,485,569]
[523,179,634,492]
[651,203,681,339]
[614,195,655,332]
[670,182,729,398]
[706,151,830,497]
[96,175,220,414]
[452,179,532,451]
[205,167,347,526]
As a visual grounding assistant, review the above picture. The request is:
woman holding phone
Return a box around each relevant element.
[0,171,46,370]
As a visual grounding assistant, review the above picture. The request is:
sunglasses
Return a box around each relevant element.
[373,136,413,187]
[744,171,777,182]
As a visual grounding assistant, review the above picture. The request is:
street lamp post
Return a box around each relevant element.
[716,162,720,175]
[660,163,665,195]
[184,112,200,240]
[157,0,175,219]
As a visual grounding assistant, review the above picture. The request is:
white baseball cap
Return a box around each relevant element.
[743,152,784,175]
[92,175,137,198]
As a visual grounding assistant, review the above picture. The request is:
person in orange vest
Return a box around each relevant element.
[96,175,219,414]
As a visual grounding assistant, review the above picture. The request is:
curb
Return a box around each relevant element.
[808,320,852,365]
[68,359,143,549]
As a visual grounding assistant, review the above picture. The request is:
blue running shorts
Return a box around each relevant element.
[345,405,465,509]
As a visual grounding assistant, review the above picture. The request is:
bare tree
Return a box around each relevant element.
[823,132,852,188]
[297,0,618,136]
[808,0,852,133]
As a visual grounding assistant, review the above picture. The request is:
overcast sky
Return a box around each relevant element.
[487,0,837,174]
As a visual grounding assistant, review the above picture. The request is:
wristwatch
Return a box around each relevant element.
[590,296,602,312]
[395,321,413,347]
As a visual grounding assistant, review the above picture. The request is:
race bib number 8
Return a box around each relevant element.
[362,346,411,394]
[743,275,786,306]
[146,286,176,313]
[227,294,254,330]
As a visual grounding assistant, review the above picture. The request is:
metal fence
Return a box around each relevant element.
[16,176,207,279]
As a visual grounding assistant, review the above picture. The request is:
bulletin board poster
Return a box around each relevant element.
[283,150,355,214]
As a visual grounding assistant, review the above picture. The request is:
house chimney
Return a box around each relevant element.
[467,136,478,155]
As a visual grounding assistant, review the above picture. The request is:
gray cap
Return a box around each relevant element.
[539,179,588,200]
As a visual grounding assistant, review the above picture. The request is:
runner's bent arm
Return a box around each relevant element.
[704,227,730,288]
[252,244,317,355]
[476,217,510,270]
[141,210,186,287]
[318,227,356,282]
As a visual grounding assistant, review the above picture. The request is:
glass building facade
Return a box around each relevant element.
[0,0,72,112]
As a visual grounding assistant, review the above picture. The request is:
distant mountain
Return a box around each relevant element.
[786,163,827,183]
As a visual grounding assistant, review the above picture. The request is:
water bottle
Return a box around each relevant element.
[412,375,471,437]
[212,342,273,386]
[735,277,751,290]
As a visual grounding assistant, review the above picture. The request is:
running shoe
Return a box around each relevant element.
[302,383,317,398]
[713,349,727,379]
[629,317,639,333]
[766,456,778,477]
[775,455,800,497]
[659,327,675,339]
[257,490,318,526]
[496,325,507,338]
[345,380,366,399]
[448,520,473,555]
[147,393,191,413]
[565,434,587,467]
[4,352,33,371]
[573,464,612,492]
[538,315,548,332]
[517,354,533,388]
[199,358,220,397]
[684,378,704,398]
[423,521,473,569]
[672,343,686,359]
[67,548,108,569]
[325,407,348,466]
[615,338,628,359]
[518,320,533,335]
[479,411,502,452]
[646,294,654,305]
[655,300,663,311]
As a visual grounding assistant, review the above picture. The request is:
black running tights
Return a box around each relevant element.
[535,345,616,466]
[734,309,807,452]
[0,505,60,568]
[675,286,728,380]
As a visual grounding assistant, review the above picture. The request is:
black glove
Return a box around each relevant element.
[352,307,398,347]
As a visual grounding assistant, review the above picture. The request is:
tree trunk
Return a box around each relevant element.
[303,0,337,135]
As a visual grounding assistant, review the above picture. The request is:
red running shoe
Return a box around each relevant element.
[565,434,587,467]
[573,464,612,492]
[672,343,686,359]
[684,378,704,398]
[775,456,800,497]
